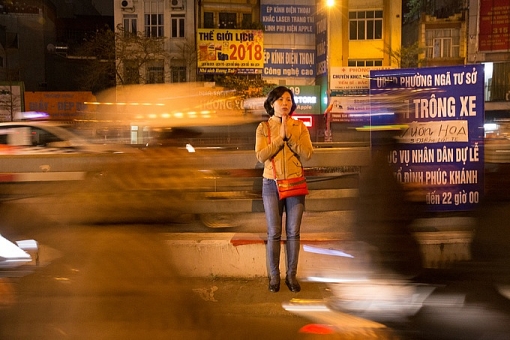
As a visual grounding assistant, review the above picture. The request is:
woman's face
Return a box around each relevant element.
[272,91,293,117]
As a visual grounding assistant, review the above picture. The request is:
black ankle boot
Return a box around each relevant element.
[285,276,301,292]
[267,240,281,293]
[285,239,301,292]
[268,277,280,292]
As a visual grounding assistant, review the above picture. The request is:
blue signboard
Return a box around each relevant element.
[369,65,485,212]
[261,5,315,34]
[315,10,327,77]
[263,48,315,78]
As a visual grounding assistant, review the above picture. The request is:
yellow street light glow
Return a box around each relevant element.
[174,112,184,118]
[161,113,170,118]
[148,114,157,119]
[326,0,335,7]
[187,111,197,116]
[84,101,169,106]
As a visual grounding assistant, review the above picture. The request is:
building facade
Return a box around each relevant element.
[114,0,197,84]
[0,1,56,91]
[328,0,402,69]
[321,0,402,142]
[417,11,466,67]
[468,0,510,123]
[196,0,262,79]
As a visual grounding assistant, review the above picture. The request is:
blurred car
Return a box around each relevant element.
[145,122,261,150]
[145,127,203,148]
[0,234,38,269]
[243,97,266,117]
[0,121,136,154]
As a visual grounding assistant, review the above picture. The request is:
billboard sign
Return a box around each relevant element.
[369,65,485,212]
[263,48,315,78]
[24,91,96,120]
[479,0,510,51]
[261,5,315,34]
[329,67,392,123]
[197,29,264,74]
[328,96,371,123]
[331,66,392,91]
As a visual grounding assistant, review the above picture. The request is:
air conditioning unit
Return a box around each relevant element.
[170,0,183,8]
[120,0,134,9]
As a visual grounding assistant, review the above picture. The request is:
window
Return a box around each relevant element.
[348,60,383,67]
[426,28,460,59]
[30,127,64,146]
[144,0,164,38]
[124,60,140,84]
[242,14,252,28]
[204,12,214,28]
[171,14,185,38]
[171,67,186,83]
[349,10,382,40]
[147,60,164,84]
[489,62,510,101]
[219,13,236,29]
[0,126,64,147]
[123,14,138,37]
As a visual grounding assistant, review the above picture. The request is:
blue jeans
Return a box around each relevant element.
[262,178,305,278]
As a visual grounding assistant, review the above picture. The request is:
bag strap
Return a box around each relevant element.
[265,121,278,181]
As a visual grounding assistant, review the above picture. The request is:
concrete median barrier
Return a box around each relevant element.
[164,216,476,278]
[164,232,353,278]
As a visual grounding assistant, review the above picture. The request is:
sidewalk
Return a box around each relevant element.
[185,276,329,316]
[179,276,402,339]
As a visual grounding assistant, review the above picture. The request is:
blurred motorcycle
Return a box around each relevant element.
[284,240,510,340]
[283,242,440,339]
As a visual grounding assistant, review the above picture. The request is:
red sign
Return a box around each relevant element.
[293,115,313,127]
[479,0,510,51]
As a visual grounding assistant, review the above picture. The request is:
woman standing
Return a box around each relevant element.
[255,86,314,292]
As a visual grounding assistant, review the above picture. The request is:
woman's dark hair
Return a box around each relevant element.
[263,86,297,116]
